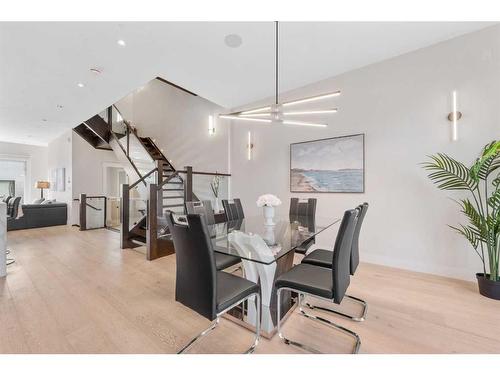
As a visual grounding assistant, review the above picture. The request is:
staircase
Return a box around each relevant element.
[73,106,191,250]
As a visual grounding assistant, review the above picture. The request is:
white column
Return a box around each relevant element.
[0,202,6,278]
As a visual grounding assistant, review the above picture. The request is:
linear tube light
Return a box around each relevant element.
[208,115,215,135]
[283,91,341,107]
[282,120,327,128]
[284,109,338,115]
[247,131,253,160]
[240,106,272,115]
[219,115,271,123]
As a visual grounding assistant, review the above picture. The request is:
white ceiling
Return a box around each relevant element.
[0,22,496,146]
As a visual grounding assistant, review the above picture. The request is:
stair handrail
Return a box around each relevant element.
[157,170,181,190]
[107,105,157,188]
[129,168,159,189]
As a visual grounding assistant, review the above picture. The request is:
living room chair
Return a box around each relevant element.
[165,212,260,354]
[301,203,369,321]
[275,209,361,354]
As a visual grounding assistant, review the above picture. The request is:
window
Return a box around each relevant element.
[0,180,15,198]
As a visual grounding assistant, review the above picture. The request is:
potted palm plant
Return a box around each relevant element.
[422,140,500,299]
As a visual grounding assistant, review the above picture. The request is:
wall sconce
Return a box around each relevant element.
[208,115,216,136]
[247,131,254,160]
[447,90,462,141]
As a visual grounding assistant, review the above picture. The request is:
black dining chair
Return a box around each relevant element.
[289,198,317,255]
[301,203,369,321]
[275,209,361,354]
[222,198,244,221]
[165,212,261,354]
[185,200,241,272]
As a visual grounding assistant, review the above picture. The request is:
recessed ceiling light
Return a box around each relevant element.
[56,104,63,109]
[42,118,48,122]
[117,39,126,47]
[77,83,84,88]
[224,34,242,48]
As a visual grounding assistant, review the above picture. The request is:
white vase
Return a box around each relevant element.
[263,205,275,226]
[213,198,220,213]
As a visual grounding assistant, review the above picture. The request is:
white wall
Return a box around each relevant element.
[71,132,121,225]
[116,79,230,174]
[228,25,500,281]
[0,141,48,203]
[72,133,120,197]
[47,130,73,222]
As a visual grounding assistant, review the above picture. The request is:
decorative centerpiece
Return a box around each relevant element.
[257,194,282,226]
[210,174,222,213]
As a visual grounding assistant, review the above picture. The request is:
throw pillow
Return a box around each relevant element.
[33,198,45,204]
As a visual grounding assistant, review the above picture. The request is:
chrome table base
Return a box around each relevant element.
[178,292,261,354]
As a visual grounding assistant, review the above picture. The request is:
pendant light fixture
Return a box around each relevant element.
[219,21,340,127]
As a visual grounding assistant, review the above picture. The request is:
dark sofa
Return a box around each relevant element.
[8,203,68,231]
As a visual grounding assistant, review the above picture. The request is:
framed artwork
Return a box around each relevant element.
[290,134,365,193]
[50,167,66,192]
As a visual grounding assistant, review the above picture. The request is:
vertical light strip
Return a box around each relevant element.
[452,91,458,142]
[247,131,252,160]
[208,115,215,135]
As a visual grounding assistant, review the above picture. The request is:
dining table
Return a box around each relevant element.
[208,213,340,338]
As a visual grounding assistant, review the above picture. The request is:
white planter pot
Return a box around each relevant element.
[263,205,275,226]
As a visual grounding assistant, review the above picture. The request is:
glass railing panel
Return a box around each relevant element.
[85,197,106,229]
[106,197,121,229]
[128,185,147,231]
[111,107,127,136]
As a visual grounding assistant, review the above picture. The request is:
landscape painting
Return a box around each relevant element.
[290,134,364,193]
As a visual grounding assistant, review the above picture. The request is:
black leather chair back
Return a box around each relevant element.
[289,198,317,232]
[332,209,358,304]
[289,198,316,218]
[222,198,245,221]
[350,203,368,275]
[7,197,21,218]
[166,212,218,321]
[186,200,215,225]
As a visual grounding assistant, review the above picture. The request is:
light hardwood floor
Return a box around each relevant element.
[1,225,500,354]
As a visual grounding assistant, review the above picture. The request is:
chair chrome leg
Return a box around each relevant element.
[244,292,260,354]
[277,290,321,354]
[304,294,368,322]
[277,288,361,354]
[298,296,361,354]
[6,258,15,265]
[178,292,261,354]
[177,318,220,354]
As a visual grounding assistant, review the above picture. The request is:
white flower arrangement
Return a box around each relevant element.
[256,194,282,207]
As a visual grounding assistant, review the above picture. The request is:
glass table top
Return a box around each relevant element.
[209,214,340,265]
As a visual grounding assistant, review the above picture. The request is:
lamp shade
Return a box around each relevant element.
[35,181,50,189]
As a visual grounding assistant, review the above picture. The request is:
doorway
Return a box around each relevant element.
[103,164,127,230]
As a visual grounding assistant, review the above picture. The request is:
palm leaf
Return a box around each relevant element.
[450,224,482,249]
[488,189,500,211]
[422,153,477,191]
[471,141,500,181]
[460,199,484,231]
